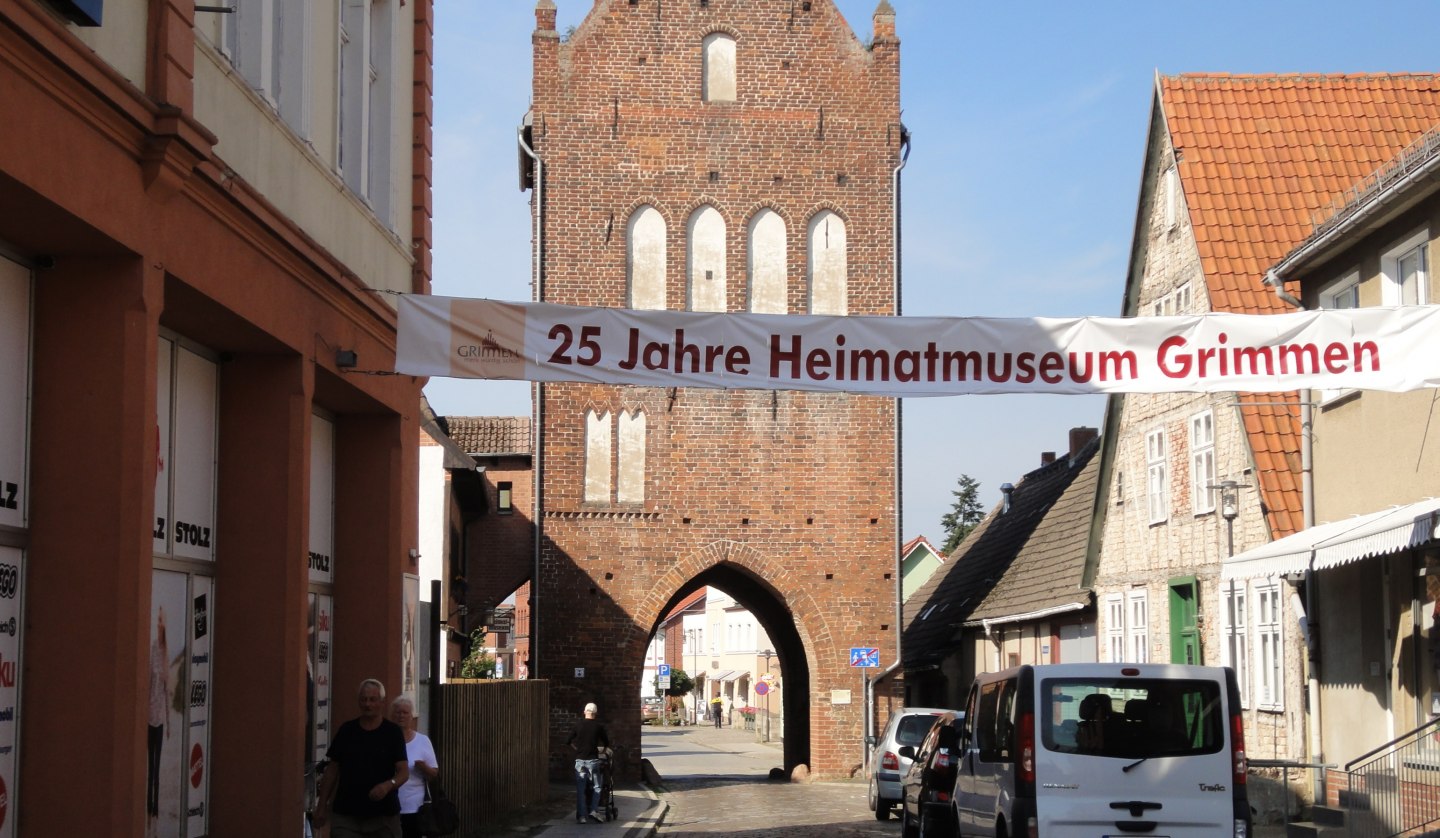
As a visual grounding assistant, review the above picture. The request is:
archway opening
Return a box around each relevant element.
[638,562,811,777]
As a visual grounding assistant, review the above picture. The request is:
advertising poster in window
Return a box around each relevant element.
[153,337,173,555]
[308,417,335,585]
[0,258,29,531]
[403,575,418,698]
[186,577,211,837]
[172,348,216,562]
[0,546,23,838]
[308,594,333,785]
[148,570,188,837]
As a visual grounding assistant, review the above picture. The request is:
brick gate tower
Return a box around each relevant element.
[524,0,903,778]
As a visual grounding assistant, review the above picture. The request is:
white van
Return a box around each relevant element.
[953,662,1250,837]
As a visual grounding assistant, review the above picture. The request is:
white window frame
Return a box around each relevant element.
[1105,593,1125,662]
[1381,227,1429,306]
[1190,411,1216,515]
[1254,579,1285,711]
[1126,590,1150,663]
[1146,429,1169,524]
[1220,579,1251,709]
[1318,270,1361,404]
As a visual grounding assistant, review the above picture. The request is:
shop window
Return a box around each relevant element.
[149,570,214,836]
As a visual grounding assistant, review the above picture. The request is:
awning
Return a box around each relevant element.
[721,670,747,682]
[708,670,735,682]
[1223,497,1440,580]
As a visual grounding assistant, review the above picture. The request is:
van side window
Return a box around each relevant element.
[975,680,1003,760]
[995,680,1017,759]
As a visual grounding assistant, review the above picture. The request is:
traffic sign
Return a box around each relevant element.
[658,663,671,678]
[658,676,671,689]
[850,647,880,668]
[754,681,769,695]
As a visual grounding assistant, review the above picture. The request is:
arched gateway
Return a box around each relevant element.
[523,0,904,778]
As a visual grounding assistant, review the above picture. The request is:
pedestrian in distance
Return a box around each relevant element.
[710,696,722,728]
[566,702,610,824]
[389,695,439,838]
[313,678,409,838]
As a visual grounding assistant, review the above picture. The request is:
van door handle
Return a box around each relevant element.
[1109,801,1162,817]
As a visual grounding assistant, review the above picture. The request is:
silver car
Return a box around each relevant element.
[868,706,948,821]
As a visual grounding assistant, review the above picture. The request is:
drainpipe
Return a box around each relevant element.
[519,120,544,676]
[866,124,910,766]
[1266,268,1321,802]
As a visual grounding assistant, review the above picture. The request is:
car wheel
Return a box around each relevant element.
[867,776,878,811]
[901,802,918,838]
[918,804,955,838]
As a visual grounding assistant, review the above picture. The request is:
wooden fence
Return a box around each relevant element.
[434,678,550,835]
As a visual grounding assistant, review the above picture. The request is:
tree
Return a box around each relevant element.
[458,627,497,678]
[940,474,984,554]
[657,668,694,698]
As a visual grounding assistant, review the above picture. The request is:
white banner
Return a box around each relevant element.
[397,296,1440,396]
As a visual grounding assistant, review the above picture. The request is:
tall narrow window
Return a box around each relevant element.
[628,206,667,310]
[1146,429,1168,524]
[1190,411,1215,514]
[1221,579,1250,707]
[701,33,736,103]
[583,410,612,504]
[808,211,847,314]
[1127,590,1149,663]
[617,410,646,504]
[1164,165,1181,229]
[497,481,513,514]
[1104,594,1125,662]
[687,206,727,312]
[1255,579,1284,710]
[366,0,394,224]
[747,210,787,314]
[338,0,392,223]
[1382,229,1429,306]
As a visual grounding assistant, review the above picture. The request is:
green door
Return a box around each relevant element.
[1169,577,1201,665]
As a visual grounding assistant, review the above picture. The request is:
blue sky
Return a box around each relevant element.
[425,0,1440,543]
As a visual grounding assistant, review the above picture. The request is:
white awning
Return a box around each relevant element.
[721,670,747,682]
[1223,497,1440,580]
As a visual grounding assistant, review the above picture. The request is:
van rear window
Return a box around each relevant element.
[1041,677,1224,759]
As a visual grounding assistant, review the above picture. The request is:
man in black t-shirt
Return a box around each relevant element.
[566,702,610,823]
[313,678,409,838]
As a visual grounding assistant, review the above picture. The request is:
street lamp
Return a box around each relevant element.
[1210,479,1251,557]
[689,629,701,725]
[761,648,773,742]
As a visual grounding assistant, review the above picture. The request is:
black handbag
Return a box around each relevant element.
[415,779,459,836]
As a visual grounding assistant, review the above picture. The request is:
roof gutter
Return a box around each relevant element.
[963,600,1088,631]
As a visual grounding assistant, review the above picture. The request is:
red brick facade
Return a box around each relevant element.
[528,0,902,778]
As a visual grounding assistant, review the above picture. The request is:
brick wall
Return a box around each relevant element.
[529,0,901,778]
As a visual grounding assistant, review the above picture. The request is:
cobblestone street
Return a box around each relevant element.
[656,776,899,837]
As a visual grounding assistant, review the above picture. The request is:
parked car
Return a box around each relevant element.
[952,663,1251,838]
[898,711,963,838]
[868,706,947,821]
[640,695,664,722]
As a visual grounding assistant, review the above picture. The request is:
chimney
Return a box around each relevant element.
[1069,426,1099,459]
[1040,452,1056,466]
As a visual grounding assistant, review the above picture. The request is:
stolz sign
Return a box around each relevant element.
[397,296,1440,396]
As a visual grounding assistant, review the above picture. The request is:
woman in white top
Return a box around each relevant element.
[389,695,440,838]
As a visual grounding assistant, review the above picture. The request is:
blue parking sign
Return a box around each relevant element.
[850,647,879,668]
[658,663,671,677]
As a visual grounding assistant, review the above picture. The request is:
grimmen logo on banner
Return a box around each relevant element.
[455,329,524,377]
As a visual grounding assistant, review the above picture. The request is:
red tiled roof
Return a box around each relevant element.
[442,416,532,456]
[1160,73,1440,537]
